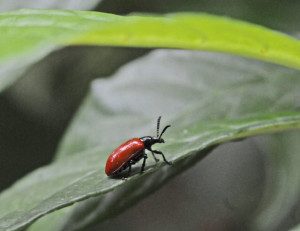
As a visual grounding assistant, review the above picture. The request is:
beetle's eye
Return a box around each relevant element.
[161,139,165,143]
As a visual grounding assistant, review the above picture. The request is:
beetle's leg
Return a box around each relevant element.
[140,153,148,173]
[128,163,132,174]
[151,149,172,165]
[146,147,159,162]
[150,151,159,162]
[127,159,136,176]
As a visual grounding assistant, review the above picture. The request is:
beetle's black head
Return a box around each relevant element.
[140,116,170,149]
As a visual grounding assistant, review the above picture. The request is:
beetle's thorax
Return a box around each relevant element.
[140,136,164,149]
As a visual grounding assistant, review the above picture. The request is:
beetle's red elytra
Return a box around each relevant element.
[105,138,144,176]
[105,116,171,176]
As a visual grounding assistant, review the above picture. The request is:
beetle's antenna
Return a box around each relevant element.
[159,125,171,139]
[156,116,161,137]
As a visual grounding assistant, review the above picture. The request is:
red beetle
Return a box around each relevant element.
[105,116,171,176]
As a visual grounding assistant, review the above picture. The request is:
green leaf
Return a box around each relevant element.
[291,223,300,231]
[1,9,300,92]
[27,207,72,231]
[0,50,300,231]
